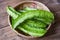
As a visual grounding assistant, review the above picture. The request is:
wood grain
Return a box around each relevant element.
[0,26,25,40]
[0,0,60,40]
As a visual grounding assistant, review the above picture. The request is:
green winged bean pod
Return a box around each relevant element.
[7,6,54,37]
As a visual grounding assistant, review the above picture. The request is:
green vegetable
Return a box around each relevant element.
[7,6,18,19]
[8,6,21,15]
[34,17,52,24]
[7,6,21,19]
[18,7,54,25]
[17,24,47,37]
[24,7,37,11]
[18,27,46,37]
[25,20,46,29]
[12,10,54,29]
[18,7,37,13]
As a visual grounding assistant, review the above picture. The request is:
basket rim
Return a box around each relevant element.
[8,1,52,38]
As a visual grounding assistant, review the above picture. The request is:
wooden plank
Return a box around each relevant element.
[0,0,60,40]
[0,26,24,40]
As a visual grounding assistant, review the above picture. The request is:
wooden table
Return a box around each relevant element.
[0,0,60,40]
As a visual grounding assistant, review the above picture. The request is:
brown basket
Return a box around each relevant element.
[8,1,51,38]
